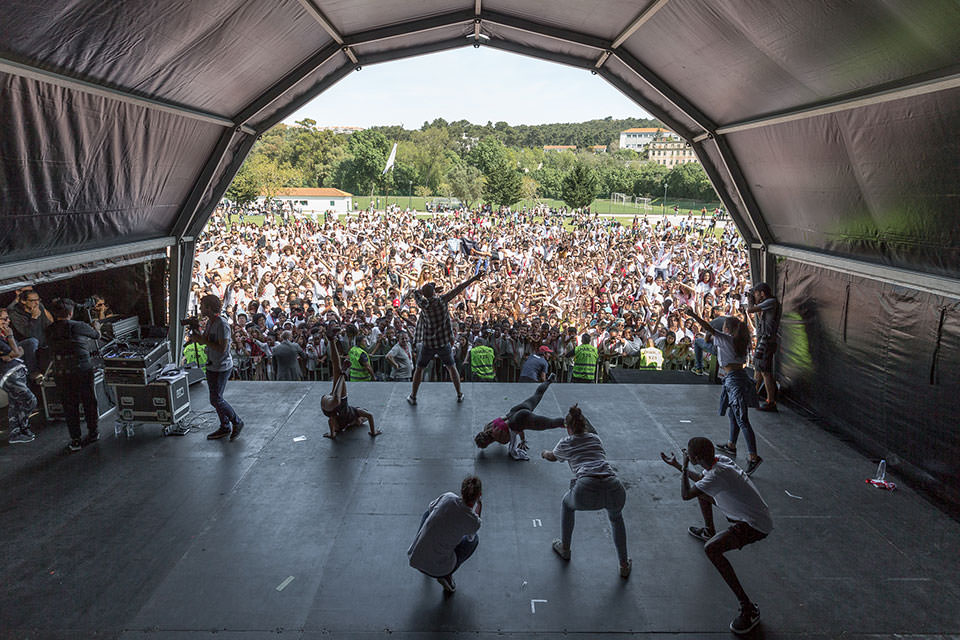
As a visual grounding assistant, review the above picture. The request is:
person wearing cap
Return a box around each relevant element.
[519,345,552,383]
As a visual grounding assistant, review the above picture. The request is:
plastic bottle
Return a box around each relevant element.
[875,459,886,483]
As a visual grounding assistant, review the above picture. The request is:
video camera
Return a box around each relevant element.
[180,316,201,333]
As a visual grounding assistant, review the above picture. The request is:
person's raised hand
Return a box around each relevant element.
[660,451,680,470]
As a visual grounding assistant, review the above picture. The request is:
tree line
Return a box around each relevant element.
[226,117,718,210]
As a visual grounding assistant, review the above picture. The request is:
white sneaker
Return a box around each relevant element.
[509,446,530,461]
[406,395,417,406]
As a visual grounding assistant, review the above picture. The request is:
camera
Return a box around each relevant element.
[181,316,201,333]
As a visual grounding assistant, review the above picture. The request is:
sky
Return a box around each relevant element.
[284,47,651,129]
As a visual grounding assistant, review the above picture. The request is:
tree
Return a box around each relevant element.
[344,130,390,194]
[483,157,523,207]
[247,156,301,203]
[633,162,670,197]
[225,163,261,207]
[446,163,484,208]
[561,162,599,210]
[666,162,716,201]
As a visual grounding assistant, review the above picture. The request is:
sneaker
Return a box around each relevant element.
[230,419,244,441]
[207,426,231,440]
[456,393,464,403]
[552,539,570,561]
[22,427,37,439]
[691,367,705,376]
[406,395,417,406]
[746,456,763,475]
[715,442,737,457]
[66,439,82,452]
[437,575,456,593]
[8,429,35,444]
[547,372,557,382]
[688,526,715,542]
[758,402,778,412]
[81,432,100,446]
[730,602,760,635]
[509,446,530,461]
[619,559,632,579]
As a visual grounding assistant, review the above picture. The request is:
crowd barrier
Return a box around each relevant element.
[228,351,709,384]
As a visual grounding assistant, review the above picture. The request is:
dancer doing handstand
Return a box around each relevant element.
[473,374,595,460]
[320,325,381,439]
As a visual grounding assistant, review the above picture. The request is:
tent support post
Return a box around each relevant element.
[168,239,196,361]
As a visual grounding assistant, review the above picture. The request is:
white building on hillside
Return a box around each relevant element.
[619,127,680,152]
[259,188,353,215]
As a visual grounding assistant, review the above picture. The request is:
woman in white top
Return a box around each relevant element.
[685,307,762,475]
[541,405,631,578]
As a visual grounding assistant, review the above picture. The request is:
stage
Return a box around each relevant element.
[1,381,958,639]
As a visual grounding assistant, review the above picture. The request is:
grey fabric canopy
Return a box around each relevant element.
[1,1,958,503]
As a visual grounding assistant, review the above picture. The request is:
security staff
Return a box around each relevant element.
[468,338,495,381]
[344,325,374,381]
[45,298,101,452]
[568,334,599,383]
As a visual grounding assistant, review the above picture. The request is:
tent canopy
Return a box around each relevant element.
[1,0,958,280]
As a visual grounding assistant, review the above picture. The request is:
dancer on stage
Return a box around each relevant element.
[320,325,381,439]
[660,438,772,635]
[542,405,631,578]
[405,269,485,406]
[473,374,595,460]
[685,306,762,474]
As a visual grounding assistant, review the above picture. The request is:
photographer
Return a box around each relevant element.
[188,294,243,440]
[45,298,101,452]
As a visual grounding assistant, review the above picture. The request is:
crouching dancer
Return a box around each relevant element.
[320,325,380,439]
[660,437,773,635]
[407,475,482,594]
[542,405,631,578]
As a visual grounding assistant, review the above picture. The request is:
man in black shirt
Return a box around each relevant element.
[7,288,53,382]
[45,298,101,452]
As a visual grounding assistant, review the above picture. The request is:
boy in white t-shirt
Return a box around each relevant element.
[661,437,772,636]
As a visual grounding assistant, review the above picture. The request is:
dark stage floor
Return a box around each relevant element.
[1,381,959,639]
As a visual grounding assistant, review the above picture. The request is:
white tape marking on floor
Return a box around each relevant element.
[679,419,692,423]
[531,599,547,613]
[784,490,804,500]
[532,519,542,527]
[293,436,307,442]
[276,576,295,591]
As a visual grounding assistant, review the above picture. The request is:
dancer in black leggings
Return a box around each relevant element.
[473,374,595,460]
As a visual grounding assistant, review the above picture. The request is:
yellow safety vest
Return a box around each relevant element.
[183,343,208,370]
[470,345,495,380]
[572,344,598,380]
[349,345,371,381]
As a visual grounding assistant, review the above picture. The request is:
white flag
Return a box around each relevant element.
[382,142,397,175]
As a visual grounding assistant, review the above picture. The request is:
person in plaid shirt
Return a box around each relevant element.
[406,270,486,405]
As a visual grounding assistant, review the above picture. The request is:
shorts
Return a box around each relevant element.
[416,345,455,368]
[718,520,767,550]
[753,338,777,373]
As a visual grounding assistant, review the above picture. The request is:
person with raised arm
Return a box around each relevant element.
[684,305,762,474]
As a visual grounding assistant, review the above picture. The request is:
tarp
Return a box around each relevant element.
[777,259,960,508]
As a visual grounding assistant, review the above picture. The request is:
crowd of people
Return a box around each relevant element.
[188,205,755,384]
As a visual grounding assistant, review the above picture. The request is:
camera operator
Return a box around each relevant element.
[45,298,101,452]
[189,294,244,440]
